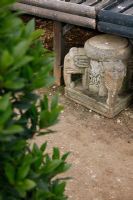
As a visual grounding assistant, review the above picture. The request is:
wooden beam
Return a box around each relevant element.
[20,0,96,18]
[12,3,96,29]
[53,22,65,86]
[96,0,118,11]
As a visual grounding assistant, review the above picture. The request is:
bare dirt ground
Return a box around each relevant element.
[34,86,133,200]
[22,17,133,200]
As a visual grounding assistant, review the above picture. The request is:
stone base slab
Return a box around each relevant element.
[65,87,133,118]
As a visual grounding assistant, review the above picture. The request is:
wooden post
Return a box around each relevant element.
[53,21,65,86]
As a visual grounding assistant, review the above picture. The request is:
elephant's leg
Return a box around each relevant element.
[82,68,88,90]
[64,72,70,86]
[106,90,117,107]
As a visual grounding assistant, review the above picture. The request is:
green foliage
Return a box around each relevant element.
[0,0,70,199]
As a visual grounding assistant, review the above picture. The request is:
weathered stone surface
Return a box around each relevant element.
[64,34,133,118]
[103,61,126,106]
[127,56,133,90]
[84,34,132,61]
[89,60,107,96]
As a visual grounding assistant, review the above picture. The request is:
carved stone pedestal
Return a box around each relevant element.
[64,34,133,118]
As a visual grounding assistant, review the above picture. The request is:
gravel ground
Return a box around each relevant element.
[33,87,133,200]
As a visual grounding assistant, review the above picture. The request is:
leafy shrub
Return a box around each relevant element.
[0,0,70,199]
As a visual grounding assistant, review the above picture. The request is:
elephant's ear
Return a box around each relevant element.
[74,55,89,68]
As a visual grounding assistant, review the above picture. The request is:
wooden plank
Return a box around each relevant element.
[53,22,65,85]
[98,10,133,27]
[109,0,133,13]
[63,0,83,3]
[96,0,116,10]
[83,0,101,6]
[69,0,84,3]
[20,0,96,18]
[98,21,133,38]
[123,7,133,15]
[39,0,83,3]
[12,3,96,29]
[82,0,116,11]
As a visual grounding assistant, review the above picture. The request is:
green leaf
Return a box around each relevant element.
[0,93,10,111]
[0,0,16,7]
[16,189,26,198]
[17,164,30,180]
[61,152,70,161]
[17,179,36,191]
[51,95,58,110]
[33,155,43,170]
[0,106,12,126]
[22,65,33,80]
[3,125,24,135]
[40,142,47,153]
[5,163,15,184]
[59,163,71,173]
[49,106,63,124]
[1,50,14,69]
[30,29,44,40]
[33,143,41,155]
[35,190,55,199]
[25,19,35,36]
[43,160,62,174]
[4,79,25,89]
[39,110,50,128]
[10,140,26,151]
[54,182,66,195]
[39,105,62,129]
[23,154,33,165]
[11,56,33,71]
[41,95,49,110]
[13,40,30,58]
[52,147,60,160]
